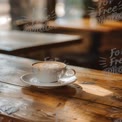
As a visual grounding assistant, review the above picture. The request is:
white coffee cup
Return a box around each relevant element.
[32,61,76,83]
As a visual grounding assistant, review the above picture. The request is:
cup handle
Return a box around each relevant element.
[64,68,76,77]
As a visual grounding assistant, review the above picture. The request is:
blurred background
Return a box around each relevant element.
[0,0,122,73]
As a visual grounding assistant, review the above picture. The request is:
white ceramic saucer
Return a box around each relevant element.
[20,73,77,89]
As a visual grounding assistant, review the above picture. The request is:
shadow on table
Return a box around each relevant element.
[22,83,83,98]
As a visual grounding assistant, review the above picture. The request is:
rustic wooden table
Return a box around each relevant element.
[0,54,121,122]
[0,31,81,58]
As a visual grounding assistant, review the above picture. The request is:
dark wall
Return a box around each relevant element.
[97,0,122,22]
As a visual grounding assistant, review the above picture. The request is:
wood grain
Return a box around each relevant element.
[0,82,121,122]
[0,54,121,122]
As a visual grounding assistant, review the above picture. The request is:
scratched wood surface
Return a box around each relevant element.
[0,54,122,122]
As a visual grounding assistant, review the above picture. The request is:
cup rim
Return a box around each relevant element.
[32,61,67,69]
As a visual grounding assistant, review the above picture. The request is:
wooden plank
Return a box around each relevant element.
[0,82,121,122]
[72,66,122,108]
[0,54,121,110]
[0,54,35,86]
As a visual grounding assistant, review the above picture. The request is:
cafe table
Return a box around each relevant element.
[0,54,121,122]
[0,31,81,58]
[48,19,121,56]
